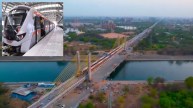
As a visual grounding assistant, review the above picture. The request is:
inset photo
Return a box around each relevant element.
[2,2,63,56]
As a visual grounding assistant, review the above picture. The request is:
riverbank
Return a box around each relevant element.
[126,53,193,61]
[79,79,189,108]
[0,55,99,61]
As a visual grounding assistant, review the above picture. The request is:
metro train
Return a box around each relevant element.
[78,45,123,77]
[2,5,55,56]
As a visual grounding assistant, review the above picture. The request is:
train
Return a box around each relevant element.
[2,5,55,56]
[77,45,124,77]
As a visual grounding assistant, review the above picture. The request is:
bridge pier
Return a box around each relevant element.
[76,51,81,76]
[88,52,92,81]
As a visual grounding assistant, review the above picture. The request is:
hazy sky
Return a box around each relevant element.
[64,0,193,17]
[2,0,193,18]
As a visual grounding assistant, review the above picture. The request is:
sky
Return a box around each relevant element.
[1,0,193,18]
[64,0,193,18]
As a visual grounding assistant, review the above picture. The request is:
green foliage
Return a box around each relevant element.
[134,21,193,55]
[158,88,193,108]
[66,32,116,50]
[159,97,173,108]
[142,74,193,108]
[185,76,193,89]
[141,95,158,107]
[142,103,152,108]
[78,101,94,108]
[184,98,193,108]
[85,101,94,108]
[149,88,157,98]
[147,77,154,85]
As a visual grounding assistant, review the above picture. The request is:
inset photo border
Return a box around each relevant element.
[2,2,63,56]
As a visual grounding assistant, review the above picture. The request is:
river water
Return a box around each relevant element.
[109,61,193,81]
[0,62,68,82]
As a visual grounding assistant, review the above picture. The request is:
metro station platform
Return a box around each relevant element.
[24,27,63,56]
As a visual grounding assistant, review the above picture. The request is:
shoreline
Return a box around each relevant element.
[126,53,193,61]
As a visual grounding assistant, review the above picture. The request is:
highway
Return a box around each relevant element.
[28,22,159,108]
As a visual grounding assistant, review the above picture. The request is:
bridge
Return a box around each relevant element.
[28,22,159,108]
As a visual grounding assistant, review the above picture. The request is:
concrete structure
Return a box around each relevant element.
[88,52,92,81]
[76,51,81,75]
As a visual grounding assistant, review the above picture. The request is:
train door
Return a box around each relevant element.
[40,17,45,37]
[49,21,50,32]
[34,16,41,43]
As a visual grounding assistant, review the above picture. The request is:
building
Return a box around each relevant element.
[11,87,36,102]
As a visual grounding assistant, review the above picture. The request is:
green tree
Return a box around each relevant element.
[147,77,154,85]
[141,95,158,107]
[85,101,94,108]
[185,97,193,108]
[159,97,172,108]
[185,76,193,89]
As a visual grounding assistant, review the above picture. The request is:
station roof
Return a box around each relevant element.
[2,2,63,23]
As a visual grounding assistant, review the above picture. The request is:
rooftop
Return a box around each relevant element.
[12,87,32,96]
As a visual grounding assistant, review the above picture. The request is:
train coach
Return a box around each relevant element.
[2,5,55,56]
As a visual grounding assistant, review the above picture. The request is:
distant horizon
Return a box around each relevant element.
[64,0,193,18]
[64,16,193,19]
[1,0,193,18]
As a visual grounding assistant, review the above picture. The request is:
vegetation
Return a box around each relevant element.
[141,76,193,108]
[135,20,193,55]
[78,101,95,108]
[185,76,193,89]
[66,32,116,50]
[147,77,154,85]
[116,96,125,108]
[0,83,10,108]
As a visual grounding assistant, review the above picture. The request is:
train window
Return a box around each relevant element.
[45,20,49,34]
[10,9,28,14]
[4,13,27,41]
[6,13,27,26]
